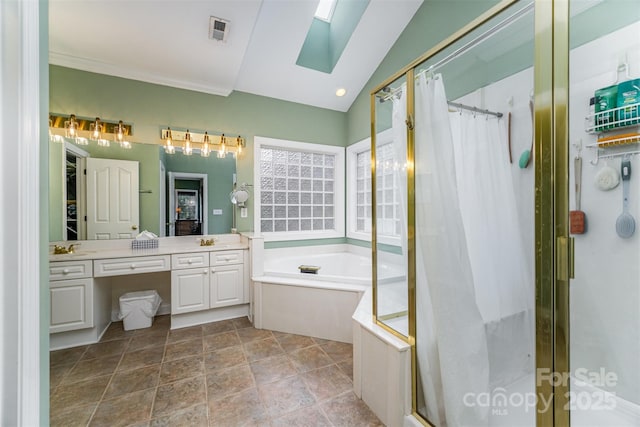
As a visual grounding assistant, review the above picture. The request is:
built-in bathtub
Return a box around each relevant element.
[252,244,405,343]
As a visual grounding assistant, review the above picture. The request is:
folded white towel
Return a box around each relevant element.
[594,164,619,191]
[135,230,158,240]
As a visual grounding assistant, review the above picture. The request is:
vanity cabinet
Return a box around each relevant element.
[49,261,94,333]
[170,250,245,315]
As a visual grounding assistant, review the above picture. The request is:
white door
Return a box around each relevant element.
[86,158,139,239]
[159,161,166,237]
[210,264,244,308]
[171,269,210,314]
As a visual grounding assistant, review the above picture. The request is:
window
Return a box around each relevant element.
[347,130,400,244]
[254,136,344,241]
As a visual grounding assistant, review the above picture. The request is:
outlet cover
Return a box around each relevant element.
[240,208,248,218]
[213,209,223,215]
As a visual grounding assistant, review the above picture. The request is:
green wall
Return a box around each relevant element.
[346,0,501,145]
[49,65,347,235]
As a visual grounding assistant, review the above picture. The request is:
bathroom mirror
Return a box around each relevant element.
[48,136,237,241]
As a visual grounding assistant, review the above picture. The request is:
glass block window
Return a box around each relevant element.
[259,145,337,234]
[355,150,372,233]
[375,142,401,237]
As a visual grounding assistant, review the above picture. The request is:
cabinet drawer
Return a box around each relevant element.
[210,250,243,266]
[172,252,209,270]
[49,260,93,281]
[94,255,170,277]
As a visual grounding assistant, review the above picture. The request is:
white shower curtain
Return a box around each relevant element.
[412,73,490,426]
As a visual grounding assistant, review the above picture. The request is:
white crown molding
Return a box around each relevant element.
[49,51,233,97]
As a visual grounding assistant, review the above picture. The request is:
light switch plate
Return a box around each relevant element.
[213,209,223,215]
[240,208,248,218]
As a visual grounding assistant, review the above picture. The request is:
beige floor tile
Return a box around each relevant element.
[321,391,384,426]
[319,341,353,363]
[258,375,316,418]
[301,365,352,402]
[118,345,165,372]
[160,355,204,384]
[50,362,75,390]
[208,388,266,426]
[152,376,206,418]
[243,337,284,362]
[204,345,246,372]
[249,355,297,385]
[206,364,254,398]
[288,345,334,372]
[337,359,354,381]
[103,364,160,399]
[150,403,208,427]
[62,354,122,384]
[128,331,168,352]
[50,346,87,367]
[270,405,332,427]
[202,319,235,336]
[167,325,203,343]
[231,316,253,329]
[50,375,111,409]
[164,337,203,362]
[82,338,130,360]
[236,327,274,343]
[90,388,155,427]
[274,333,316,353]
[49,403,97,427]
[203,331,240,352]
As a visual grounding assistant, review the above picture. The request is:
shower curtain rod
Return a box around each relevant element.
[377,87,503,118]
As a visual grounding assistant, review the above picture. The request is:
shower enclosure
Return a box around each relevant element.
[370,0,640,426]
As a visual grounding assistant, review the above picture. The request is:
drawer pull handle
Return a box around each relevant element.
[203,270,208,275]
[211,268,216,273]
[130,264,136,269]
[62,269,70,274]
[187,259,193,265]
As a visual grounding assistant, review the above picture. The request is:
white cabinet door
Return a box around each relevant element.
[50,278,94,333]
[171,268,210,314]
[210,264,244,308]
[86,158,139,239]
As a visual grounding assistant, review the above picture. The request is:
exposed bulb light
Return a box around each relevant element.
[184,130,193,155]
[201,132,211,157]
[115,120,131,149]
[217,133,226,158]
[336,88,347,97]
[236,136,243,156]
[64,114,78,138]
[164,127,175,154]
[90,117,103,140]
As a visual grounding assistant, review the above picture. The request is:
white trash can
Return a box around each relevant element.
[119,290,162,331]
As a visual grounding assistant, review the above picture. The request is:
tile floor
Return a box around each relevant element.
[50,315,384,426]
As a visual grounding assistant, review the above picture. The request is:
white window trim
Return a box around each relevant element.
[254,136,345,242]
[346,129,400,247]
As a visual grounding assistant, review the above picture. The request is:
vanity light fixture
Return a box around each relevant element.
[217,134,227,158]
[164,127,176,154]
[183,130,193,156]
[64,114,79,139]
[90,117,103,140]
[160,128,244,157]
[115,120,132,149]
[236,136,244,156]
[201,132,211,157]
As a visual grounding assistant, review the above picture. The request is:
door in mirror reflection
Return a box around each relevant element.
[86,157,140,239]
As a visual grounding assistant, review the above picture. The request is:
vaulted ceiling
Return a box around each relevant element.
[49,0,423,112]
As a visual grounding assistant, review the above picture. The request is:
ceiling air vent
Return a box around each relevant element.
[209,17,229,42]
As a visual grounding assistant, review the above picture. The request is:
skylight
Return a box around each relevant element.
[315,0,337,22]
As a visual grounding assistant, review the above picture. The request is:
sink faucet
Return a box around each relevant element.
[199,238,215,246]
[53,244,76,254]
